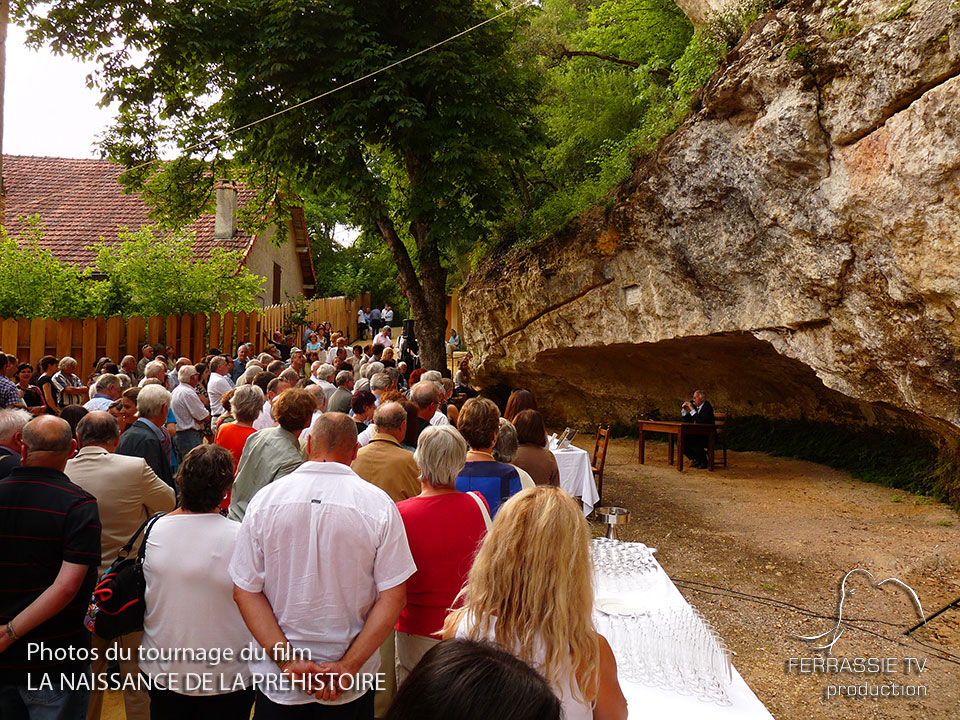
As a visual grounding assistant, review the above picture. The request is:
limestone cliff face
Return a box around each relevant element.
[461,0,960,435]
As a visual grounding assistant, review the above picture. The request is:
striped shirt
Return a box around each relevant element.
[0,467,101,684]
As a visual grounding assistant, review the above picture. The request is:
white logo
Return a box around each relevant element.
[794,568,926,655]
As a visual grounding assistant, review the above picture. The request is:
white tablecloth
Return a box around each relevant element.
[550,445,599,516]
[596,547,773,720]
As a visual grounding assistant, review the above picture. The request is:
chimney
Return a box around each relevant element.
[214,180,237,239]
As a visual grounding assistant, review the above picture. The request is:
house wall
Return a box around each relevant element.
[243,224,306,307]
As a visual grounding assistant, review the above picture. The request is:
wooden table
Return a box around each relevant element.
[638,420,716,472]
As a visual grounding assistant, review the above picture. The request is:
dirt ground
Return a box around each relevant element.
[101,438,960,720]
[589,438,960,719]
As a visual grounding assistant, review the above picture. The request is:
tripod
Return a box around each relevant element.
[905,596,960,635]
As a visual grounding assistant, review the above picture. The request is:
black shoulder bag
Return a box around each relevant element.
[85,512,166,640]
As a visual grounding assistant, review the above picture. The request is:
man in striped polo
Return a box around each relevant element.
[0,416,101,718]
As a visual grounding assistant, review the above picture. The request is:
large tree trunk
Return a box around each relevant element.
[374,213,449,371]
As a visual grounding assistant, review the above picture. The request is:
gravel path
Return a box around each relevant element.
[587,438,960,719]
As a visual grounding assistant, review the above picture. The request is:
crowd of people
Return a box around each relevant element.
[0,327,627,720]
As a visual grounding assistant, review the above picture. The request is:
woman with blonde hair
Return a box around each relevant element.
[444,486,627,720]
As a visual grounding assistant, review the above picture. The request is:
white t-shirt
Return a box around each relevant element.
[229,462,417,706]
[357,423,376,447]
[141,514,254,695]
[253,400,275,431]
[208,372,234,417]
[429,410,450,426]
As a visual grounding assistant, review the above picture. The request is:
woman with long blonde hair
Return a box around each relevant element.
[443,486,627,720]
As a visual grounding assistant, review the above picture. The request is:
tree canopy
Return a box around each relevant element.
[16,0,543,367]
[0,221,263,318]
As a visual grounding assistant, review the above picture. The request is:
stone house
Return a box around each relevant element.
[0,155,317,306]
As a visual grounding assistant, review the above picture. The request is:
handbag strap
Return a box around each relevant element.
[467,491,492,531]
[135,512,167,567]
[115,514,155,561]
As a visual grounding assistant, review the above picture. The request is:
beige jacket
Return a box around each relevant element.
[65,445,176,576]
[350,433,420,502]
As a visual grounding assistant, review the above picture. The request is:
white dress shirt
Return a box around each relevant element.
[229,462,416,706]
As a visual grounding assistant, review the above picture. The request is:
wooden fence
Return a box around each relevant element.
[0,293,370,380]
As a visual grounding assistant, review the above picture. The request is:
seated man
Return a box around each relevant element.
[680,389,715,469]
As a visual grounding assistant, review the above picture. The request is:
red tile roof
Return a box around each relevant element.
[1,155,254,267]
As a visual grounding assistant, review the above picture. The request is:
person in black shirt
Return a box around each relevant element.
[680,389,716,469]
[0,416,101,718]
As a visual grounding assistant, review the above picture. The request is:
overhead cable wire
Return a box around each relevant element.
[9,0,534,215]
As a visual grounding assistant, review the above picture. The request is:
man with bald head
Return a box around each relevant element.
[0,416,101,718]
[230,413,415,717]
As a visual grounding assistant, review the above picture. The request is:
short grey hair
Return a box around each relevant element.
[366,362,384,377]
[370,372,392,393]
[144,361,167,380]
[177,365,199,383]
[411,381,440,409]
[422,370,442,383]
[354,378,371,393]
[0,408,32,444]
[120,355,136,369]
[335,370,353,387]
[304,383,327,412]
[317,363,335,381]
[94,373,121,393]
[383,367,399,387]
[59,356,78,371]
[493,417,519,463]
[415,425,468,488]
[279,368,300,385]
[138,384,171,418]
[210,356,229,373]
[76,411,120,446]
[373,402,406,432]
[231,385,265,423]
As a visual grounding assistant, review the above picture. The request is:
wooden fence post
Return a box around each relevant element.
[1,319,18,360]
[209,314,221,354]
[222,313,235,356]
[194,312,207,361]
[105,317,123,364]
[147,316,162,347]
[29,319,45,366]
[81,318,98,380]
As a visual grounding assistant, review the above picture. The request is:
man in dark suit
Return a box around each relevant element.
[681,389,715,469]
[115,384,175,491]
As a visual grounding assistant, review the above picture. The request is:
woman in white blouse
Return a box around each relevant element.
[140,445,254,718]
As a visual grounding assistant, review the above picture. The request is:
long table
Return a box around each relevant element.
[595,545,773,719]
[638,420,716,472]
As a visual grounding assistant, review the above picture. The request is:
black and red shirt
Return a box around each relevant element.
[0,466,101,684]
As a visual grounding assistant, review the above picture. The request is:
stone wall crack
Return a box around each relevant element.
[494,278,614,343]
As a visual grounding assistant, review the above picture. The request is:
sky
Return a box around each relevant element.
[5,25,118,159]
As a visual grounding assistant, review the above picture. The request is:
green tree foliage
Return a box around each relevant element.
[498,0,704,245]
[0,221,263,318]
[15,0,543,369]
[86,227,264,317]
[0,220,97,318]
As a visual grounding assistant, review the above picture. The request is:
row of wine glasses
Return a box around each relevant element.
[591,537,658,594]
[595,603,733,704]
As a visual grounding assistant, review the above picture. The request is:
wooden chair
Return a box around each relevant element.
[592,425,611,504]
[714,413,728,468]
